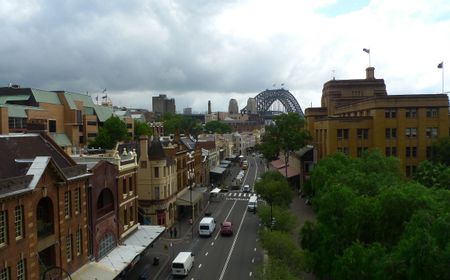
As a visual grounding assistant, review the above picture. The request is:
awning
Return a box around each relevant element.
[210,166,226,174]
[270,159,286,169]
[176,189,204,206]
[277,166,300,178]
[71,225,165,280]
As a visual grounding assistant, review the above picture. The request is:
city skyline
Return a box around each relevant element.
[1,0,449,112]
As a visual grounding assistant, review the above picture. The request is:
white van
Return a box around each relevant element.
[248,195,258,212]
[199,217,216,237]
[172,252,194,276]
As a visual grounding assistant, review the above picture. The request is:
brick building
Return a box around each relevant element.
[0,133,91,279]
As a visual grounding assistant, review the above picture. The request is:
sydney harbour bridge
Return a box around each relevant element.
[240,88,304,119]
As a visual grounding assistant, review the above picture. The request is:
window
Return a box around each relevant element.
[154,167,159,178]
[15,205,24,240]
[87,133,97,138]
[64,191,71,218]
[129,177,133,193]
[98,233,115,258]
[0,210,7,246]
[357,147,368,157]
[66,234,73,262]
[357,128,369,139]
[129,206,134,223]
[385,109,397,118]
[337,147,349,155]
[337,129,349,139]
[8,118,27,130]
[76,228,82,256]
[405,128,417,138]
[75,188,81,214]
[406,146,417,158]
[16,258,26,280]
[87,120,97,126]
[405,108,417,118]
[385,147,397,157]
[385,128,397,139]
[79,136,84,144]
[426,127,438,138]
[154,186,160,200]
[0,267,10,280]
[48,120,56,133]
[406,165,417,177]
[426,107,439,117]
[123,208,128,226]
[78,125,83,132]
[140,161,147,168]
[76,110,82,124]
[122,178,127,194]
[426,146,432,158]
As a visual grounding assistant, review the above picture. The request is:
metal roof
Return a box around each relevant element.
[93,104,113,122]
[31,89,61,104]
[0,95,30,105]
[49,133,72,147]
[64,92,96,110]
[0,104,43,118]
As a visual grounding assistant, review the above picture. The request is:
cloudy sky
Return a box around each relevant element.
[1,0,449,113]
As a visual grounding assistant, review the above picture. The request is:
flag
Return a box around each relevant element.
[102,95,107,99]
[438,62,444,69]
[102,88,107,93]
[363,48,370,54]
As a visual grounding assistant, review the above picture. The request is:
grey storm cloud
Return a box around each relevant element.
[0,0,281,95]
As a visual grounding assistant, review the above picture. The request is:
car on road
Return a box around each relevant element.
[243,185,251,193]
[220,221,233,236]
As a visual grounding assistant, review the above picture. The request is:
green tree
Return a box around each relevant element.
[255,171,293,208]
[162,113,202,139]
[260,113,311,173]
[414,160,450,189]
[89,116,129,149]
[204,120,232,134]
[430,136,450,166]
[134,120,152,140]
[258,205,296,232]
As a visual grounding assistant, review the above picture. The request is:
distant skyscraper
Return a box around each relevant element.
[247,98,257,114]
[228,99,239,114]
[183,107,192,115]
[152,94,176,117]
[208,100,211,114]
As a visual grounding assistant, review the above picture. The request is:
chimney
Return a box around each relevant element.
[139,135,149,161]
[366,67,375,80]
[208,100,211,114]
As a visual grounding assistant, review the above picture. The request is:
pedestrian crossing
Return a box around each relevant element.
[223,192,254,201]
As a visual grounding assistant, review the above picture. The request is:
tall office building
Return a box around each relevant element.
[305,67,449,176]
[152,94,176,117]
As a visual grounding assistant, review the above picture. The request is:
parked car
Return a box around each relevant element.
[243,185,251,193]
[220,221,233,236]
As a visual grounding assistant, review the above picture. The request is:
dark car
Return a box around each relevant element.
[220,221,233,236]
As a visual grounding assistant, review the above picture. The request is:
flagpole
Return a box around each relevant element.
[442,64,444,94]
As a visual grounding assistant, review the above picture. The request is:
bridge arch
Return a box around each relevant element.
[241,89,304,117]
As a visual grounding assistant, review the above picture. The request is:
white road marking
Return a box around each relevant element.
[252,258,255,263]
[254,248,257,252]
[218,208,248,280]
[211,242,214,246]
[205,252,208,256]
[214,200,237,240]
[249,272,253,277]
[198,264,202,268]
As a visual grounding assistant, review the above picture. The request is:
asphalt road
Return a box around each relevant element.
[160,155,264,280]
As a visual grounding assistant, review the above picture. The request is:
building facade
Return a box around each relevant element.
[0,133,91,279]
[152,94,176,118]
[305,67,450,176]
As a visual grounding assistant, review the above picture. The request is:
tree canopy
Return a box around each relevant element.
[161,113,202,139]
[204,120,232,134]
[133,120,152,140]
[260,113,310,173]
[89,116,129,149]
[301,149,450,279]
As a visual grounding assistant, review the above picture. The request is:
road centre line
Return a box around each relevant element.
[218,207,248,280]
[205,252,208,256]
